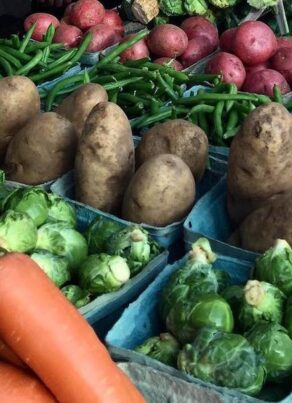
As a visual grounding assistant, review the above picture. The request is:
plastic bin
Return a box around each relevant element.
[183,176,259,261]
[37,64,81,92]
[105,248,291,402]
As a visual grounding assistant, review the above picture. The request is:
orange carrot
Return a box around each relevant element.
[0,253,145,403]
[0,361,56,402]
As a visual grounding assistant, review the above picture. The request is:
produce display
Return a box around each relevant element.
[0,178,161,309]
[134,237,292,397]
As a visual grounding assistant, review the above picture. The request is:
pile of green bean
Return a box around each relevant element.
[0,24,92,85]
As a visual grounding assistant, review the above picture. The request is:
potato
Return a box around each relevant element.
[86,24,119,53]
[0,76,40,162]
[153,58,183,71]
[53,24,82,48]
[219,27,237,52]
[24,13,60,42]
[120,34,149,63]
[147,24,188,58]
[271,47,292,86]
[69,0,105,30]
[181,16,219,52]
[242,69,290,97]
[227,102,292,224]
[136,119,208,180]
[4,112,77,185]
[229,191,292,253]
[75,102,134,214]
[55,83,108,137]
[122,154,196,227]
[179,37,214,68]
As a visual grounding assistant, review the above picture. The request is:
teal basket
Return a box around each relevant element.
[105,248,292,402]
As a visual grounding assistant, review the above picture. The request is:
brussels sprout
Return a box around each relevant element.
[0,210,37,252]
[166,293,234,343]
[30,250,70,288]
[189,237,217,265]
[36,223,88,271]
[247,0,278,8]
[215,270,231,292]
[208,0,237,8]
[238,280,285,331]
[246,322,292,382]
[61,285,91,308]
[178,327,266,396]
[203,9,216,23]
[47,194,77,228]
[255,239,292,296]
[159,0,184,16]
[284,294,292,339]
[222,285,244,328]
[79,254,130,296]
[153,12,170,25]
[184,0,208,16]
[135,333,180,367]
[106,226,159,276]
[85,217,122,254]
[4,187,48,227]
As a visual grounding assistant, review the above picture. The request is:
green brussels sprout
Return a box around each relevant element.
[203,9,216,23]
[106,226,160,276]
[166,293,234,343]
[135,333,180,367]
[184,0,208,16]
[30,250,70,288]
[36,223,88,271]
[284,294,292,339]
[79,254,130,296]
[215,270,231,293]
[159,0,184,16]
[189,237,217,265]
[222,285,244,329]
[47,194,77,228]
[85,217,122,254]
[153,12,170,25]
[0,210,37,252]
[246,322,292,382]
[255,239,292,296]
[247,0,278,8]
[238,280,285,331]
[178,327,266,396]
[61,285,91,308]
[4,187,48,227]
[208,0,238,8]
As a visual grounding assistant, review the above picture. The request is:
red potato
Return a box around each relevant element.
[64,3,74,17]
[0,362,56,403]
[219,27,237,52]
[205,52,246,89]
[0,339,26,369]
[147,24,188,58]
[24,13,60,42]
[271,47,292,85]
[277,36,292,50]
[69,0,105,31]
[60,16,70,25]
[181,16,219,52]
[153,57,183,71]
[179,37,214,68]
[120,34,149,63]
[0,253,145,403]
[53,24,82,48]
[245,61,270,75]
[86,24,118,53]
[102,10,124,36]
[233,21,277,65]
[243,69,291,97]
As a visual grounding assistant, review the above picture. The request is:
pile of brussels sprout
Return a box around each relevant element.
[0,183,161,309]
[135,238,292,399]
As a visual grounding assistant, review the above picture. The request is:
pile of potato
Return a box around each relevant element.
[227,102,292,252]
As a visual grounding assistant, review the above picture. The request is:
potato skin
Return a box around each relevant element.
[227,102,292,224]
[136,119,208,180]
[75,102,135,213]
[122,154,196,227]
[0,76,40,162]
[4,112,77,185]
[55,83,108,137]
[229,191,292,253]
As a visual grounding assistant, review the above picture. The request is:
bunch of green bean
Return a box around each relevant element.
[0,24,92,85]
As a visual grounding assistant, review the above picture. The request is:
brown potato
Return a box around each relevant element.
[0,76,40,162]
[122,153,196,226]
[227,102,292,224]
[75,102,135,213]
[55,83,108,137]
[229,191,292,253]
[136,119,208,180]
[4,112,77,185]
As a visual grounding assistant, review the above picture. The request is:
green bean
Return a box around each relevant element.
[20,22,37,53]
[11,35,20,49]
[163,73,174,89]
[124,103,144,116]
[226,109,239,132]
[91,72,131,84]
[0,57,13,76]
[0,49,21,68]
[223,125,240,140]
[28,61,72,83]
[103,77,143,91]
[226,83,238,112]
[46,49,77,70]
[42,46,51,63]
[44,24,55,44]
[83,69,90,84]
[15,50,43,75]
[118,93,151,106]
[96,30,149,67]
[187,73,222,84]
[126,82,155,92]
[214,101,225,140]
[156,73,178,102]
[26,42,63,52]
[150,98,160,115]
[109,90,119,103]
[124,58,151,67]
[140,61,189,83]
[45,74,85,111]
[133,107,188,129]
[187,105,215,115]
[273,85,283,104]
[0,45,31,62]
[95,64,157,80]
[175,93,264,105]
[70,32,93,63]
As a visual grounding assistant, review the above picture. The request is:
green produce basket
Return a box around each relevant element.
[105,248,292,402]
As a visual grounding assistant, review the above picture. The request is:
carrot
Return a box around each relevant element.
[0,253,145,403]
[0,339,26,369]
[0,361,56,402]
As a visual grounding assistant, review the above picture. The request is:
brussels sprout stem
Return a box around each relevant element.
[244,280,265,306]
